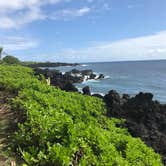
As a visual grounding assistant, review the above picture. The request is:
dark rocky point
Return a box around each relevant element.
[34,68,105,92]
[104,90,166,164]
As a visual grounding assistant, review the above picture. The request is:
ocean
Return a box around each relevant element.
[54,60,166,103]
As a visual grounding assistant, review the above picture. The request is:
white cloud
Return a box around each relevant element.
[51,31,166,62]
[0,6,45,29]
[0,0,90,29]
[0,0,61,11]
[6,30,166,63]
[50,7,91,20]
[0,0,47,29]
[0,36,39,51]
[0,0,113,29]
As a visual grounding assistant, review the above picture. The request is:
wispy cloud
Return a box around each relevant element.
[48,31,166,62]
[0,36,39,51]
[127,3,143,9]
[50,7,91,20]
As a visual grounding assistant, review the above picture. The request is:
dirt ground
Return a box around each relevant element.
[0,90,20,166]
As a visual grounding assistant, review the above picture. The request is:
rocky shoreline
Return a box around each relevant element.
[34,67,105,92]
[34,67,166,164]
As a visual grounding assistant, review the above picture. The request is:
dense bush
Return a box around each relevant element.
[0,47,3,59]
[0,65,163,165]
[2,55,20,64]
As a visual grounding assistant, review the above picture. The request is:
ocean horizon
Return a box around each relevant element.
[80,59,166,64]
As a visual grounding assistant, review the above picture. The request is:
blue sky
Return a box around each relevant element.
[0,0,166,62]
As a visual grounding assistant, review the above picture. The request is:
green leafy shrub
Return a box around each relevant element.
[0,64,163,165]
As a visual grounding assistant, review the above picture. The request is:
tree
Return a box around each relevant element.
[2,55,20,64]
[0,47,3,60]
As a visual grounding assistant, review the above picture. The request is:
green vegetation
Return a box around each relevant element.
[2,55,20,64]
[0,64,163,165]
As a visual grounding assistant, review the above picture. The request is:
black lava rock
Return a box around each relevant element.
[82,86,91,95]
[104,90,166,164]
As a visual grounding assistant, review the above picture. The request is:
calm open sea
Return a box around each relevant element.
[54,60,166,103]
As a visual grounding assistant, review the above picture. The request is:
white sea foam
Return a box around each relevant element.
[93,72,110,80]
[104,75,110,79]
[81,64,88,67]
[93,72,101,79]
[82,75,90,83]
[87,79,100,83]
[82,78,100,84]
[76,86,105,96]
[91,92,105,96]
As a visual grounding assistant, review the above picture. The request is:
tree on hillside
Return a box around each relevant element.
[2,55,20,64]
[0,47,3,60]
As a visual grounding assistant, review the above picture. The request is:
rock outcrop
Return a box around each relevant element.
[104,90,166,164]
[34,68,78,92]
[34,68,105,92]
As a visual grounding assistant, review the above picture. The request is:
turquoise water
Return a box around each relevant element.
[54,60,166,103]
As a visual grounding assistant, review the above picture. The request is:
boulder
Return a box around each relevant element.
[82,86,91,95]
